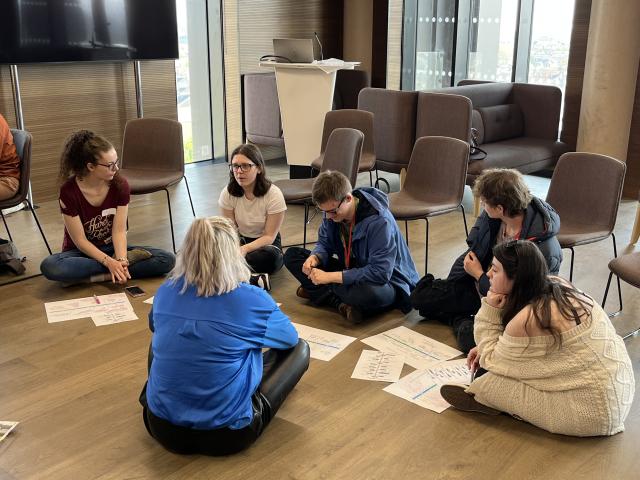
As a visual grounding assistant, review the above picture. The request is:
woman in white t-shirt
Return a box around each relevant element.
[219,144,286,279]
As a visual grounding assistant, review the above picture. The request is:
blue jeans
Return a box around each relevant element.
[40,244,175,283]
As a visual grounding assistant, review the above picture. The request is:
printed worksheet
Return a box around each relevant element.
[292,323,356,361]
[0,421,19,442]
[351,350,404,382]
[425,358,471,385]
[361,326,462,369]
[383,369,451,413]
[45,293,138,326]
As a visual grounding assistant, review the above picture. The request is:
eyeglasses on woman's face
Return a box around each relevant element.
[95,160,120,171]
[229,163,257,173]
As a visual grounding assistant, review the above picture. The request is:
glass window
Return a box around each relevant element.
[528,0,575,90]
[414,0,456,90]
[467,0,518,82]
[175,0,213,163]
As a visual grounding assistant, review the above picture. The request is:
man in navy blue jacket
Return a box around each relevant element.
[284,171,419,323]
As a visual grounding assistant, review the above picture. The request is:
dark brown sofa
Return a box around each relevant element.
[358,81,570,186]
[434,81,571,184]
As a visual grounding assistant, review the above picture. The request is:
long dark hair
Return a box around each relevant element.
[59,130,123,189]
[226,144,272,197]
[494,240,593,345]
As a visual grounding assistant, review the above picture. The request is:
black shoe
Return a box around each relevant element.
[296,286,310,299]
[338,303,363,324]
[250,273,271,291]
[440,384,500,415]
[455,318,476,354]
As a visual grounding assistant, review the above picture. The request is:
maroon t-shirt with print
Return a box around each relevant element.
[59,177,130,251]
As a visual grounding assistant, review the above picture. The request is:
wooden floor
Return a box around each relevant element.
[1,159,639,479]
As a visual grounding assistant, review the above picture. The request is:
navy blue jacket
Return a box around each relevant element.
[311,187,419,299]
[447,196,562,295]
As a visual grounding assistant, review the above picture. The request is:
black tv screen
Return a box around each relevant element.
[0,0,178,64]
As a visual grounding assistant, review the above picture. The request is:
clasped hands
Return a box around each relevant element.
[302,254,332,285]
[105,256,131,284]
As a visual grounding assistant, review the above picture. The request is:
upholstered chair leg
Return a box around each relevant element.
[460,204,469,237]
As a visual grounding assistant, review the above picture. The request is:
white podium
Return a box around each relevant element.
[259,61,359,169]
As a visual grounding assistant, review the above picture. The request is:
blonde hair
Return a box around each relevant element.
[168,216,251,297]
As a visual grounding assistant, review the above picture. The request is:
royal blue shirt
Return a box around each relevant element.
[146,280,298,430]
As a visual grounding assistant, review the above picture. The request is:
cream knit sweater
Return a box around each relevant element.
[466,299,635,436]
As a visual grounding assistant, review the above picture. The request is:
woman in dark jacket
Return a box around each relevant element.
[410,168,562,352]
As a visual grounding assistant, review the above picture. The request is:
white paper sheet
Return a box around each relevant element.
[0,421,19,442]
[384,369,451,413]
[292,323,356,361]
[424,358,471,385]
[45,293,138,326]
[361,326,462,369]
[383,359,472,413]
[351,350,404,383]
[143,296,154,304]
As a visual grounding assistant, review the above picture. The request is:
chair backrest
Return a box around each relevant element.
[416,92,472,143]
[403,136,470,206]
[320,109,374,158]
[320,128,363,187]
[334,69,370,110]
[6,129,32,206]
[358,88,417,174]
[243,72,283,146]
[121,118,184,173]
[546,152,626,233]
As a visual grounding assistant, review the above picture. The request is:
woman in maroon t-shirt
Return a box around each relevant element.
[40,130,175,284]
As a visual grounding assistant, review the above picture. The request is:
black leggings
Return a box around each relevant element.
[140,339,310,456]
[241,234,284,275]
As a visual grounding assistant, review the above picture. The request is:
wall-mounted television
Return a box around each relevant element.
[0,0,178,64]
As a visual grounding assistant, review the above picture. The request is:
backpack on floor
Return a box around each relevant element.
[0,239,26,275]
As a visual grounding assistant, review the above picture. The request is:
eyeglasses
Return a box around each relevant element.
[319,196,347,216]
[95,161,119,171]
[305,197,347,225]
[229,163,256,173]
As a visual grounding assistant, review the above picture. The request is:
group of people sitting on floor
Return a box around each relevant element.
[12,127,632,453]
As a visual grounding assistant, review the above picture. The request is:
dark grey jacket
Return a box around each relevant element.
[447,196,562,295]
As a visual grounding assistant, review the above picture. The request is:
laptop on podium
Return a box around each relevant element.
[273,38,315,63]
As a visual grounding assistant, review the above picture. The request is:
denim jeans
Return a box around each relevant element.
[40,244,175,283]
[284,247,398,315]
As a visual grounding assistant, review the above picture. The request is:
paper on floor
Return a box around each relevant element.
[45,293,138,326]
[361,326,462,369]
[351,350,404,383]
[143,296,154,304]
[293,323,356,361]
[383,359,472,413]
[0,421,19,442]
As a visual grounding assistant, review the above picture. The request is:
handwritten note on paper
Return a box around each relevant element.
[45,293,138,326]
[292,323,356,361]
[351,350,404,383]
[361,326,462,370]
[383,369,451,413]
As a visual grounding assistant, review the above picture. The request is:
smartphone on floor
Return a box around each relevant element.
[124,285,146,298]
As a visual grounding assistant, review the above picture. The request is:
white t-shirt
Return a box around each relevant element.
[218,185,287,238]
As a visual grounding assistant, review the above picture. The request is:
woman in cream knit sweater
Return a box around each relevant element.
[440,240,635,436]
